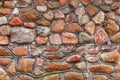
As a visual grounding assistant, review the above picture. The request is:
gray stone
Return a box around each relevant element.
[79,32,91,43]
[78,15,89,25]
[0,16,8,25]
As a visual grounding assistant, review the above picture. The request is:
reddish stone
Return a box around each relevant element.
[0,47,10,56]
[101,45,110,51]
[106,12,115,19]
[92,75,108,80]
[59,0,67,4]
[0,68,10,80]
[111,32,120,43]
[116,74,120,80]
[0,8,11,15]
[36,58,43,66]
[42,74,59,80]
[65,72,83,80]
[43,10,53,20]
[48,1,59,9]
[0,25,10,35]
[68,0,78,8]
[80,0,92,5]
[18,58,35,72]
[61,32,78,44]
[111,2,120,10]
[8,62,16,75]
[52,20,65,32]
[0,58,11,66]
[38,0,46,4]
[0,36,9,45]
[9,17,22,26]
[12,46,28,56]
[94,27,108,44]
[116,64,120,71]
[89,64,114,74]
[65,23,82,32]
[35,36,48,45]
[88,47,100,54]
[34,68,44,76]
[86,5,99,16]
[67,55,82,62]
[44,54,63,60]
[14,75,34,80]
[4,1,14,8]
[44,62,71,72]
[24,22,36,28]
[45,46,58,52]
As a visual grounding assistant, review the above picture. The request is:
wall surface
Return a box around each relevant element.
[0,0,120,80]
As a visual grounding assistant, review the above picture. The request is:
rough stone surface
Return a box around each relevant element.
[92,75,108,80]
[0,68,10,80]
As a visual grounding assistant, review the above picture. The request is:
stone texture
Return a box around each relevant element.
[80,0,92,5]
[94,27,108,44]
[11,27,35,43]
[78,15,89,25]
[89,64,114,74]
[12,46,28,56]
[24,22,36,28]
[49,34,62,45]
[66,55,82,62]
[64,72,83,80]
[92,11,105,24]
[85,21,95,35]
[35,36,48,45]
[111,32,120,43]
[87,56,98,63]
[36,26,50,36]
[0,58,11,66]
[20,7,40,21]
[0,16,8,25]
[68,0,78,8]
[79,32,91,43]
[92,75,108,80]
[65,23,82,32]
[104,20,119,36]
[48,1,59,9]
[14,75,34,80]
[65,13,77,23]
[8,62,16,75]
[61,32,78,44]
[0,25,11,35]
[31,48,42,56]
[75,7,85,16]
[52,20,65,32]
[36,6,47,12]
[42,74,59,80]
[44,62,71,72]
[36,18,51,26]
[75,62,86,70]
[0,47,10,56]
[100,51,119,63]
[0,36,9,45]
[0,8,11,15]
[9,17,22,26]
[0,68,10,80]
[54,10,65,19]
[18,58,35,72]
[43,10,53,20]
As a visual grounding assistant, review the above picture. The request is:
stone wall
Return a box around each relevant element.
[0,0,120,80]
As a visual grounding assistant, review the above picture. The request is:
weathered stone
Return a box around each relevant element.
[86,5,99,16]
[43,10,53,20]
[104,0,113,4]
[88,46,100,54]
[75,62,86,70]
[94,27,108,44]
[67,55,82,62]
[0,47,10,56]
[20,7,40,21]
[104,20,119,36]
[60,46,76,53]
[24,22,36,28]
[61,7,70,14]
[65,13,77,23]
[78,15,89,25]
[111,32,120,43]
[89,64,114,74]
[92,75,108,80]
[12,8,19,14]
[68,0,78,8]
[48,1,59,9]
[0,8,11,15]
[64,72,83,80]
[65,23,82,32]
[0,36,9,45]
[42,74,59,80]
[49,34,62,45]
[85,21,95,35]
[31,48,42,56]
[111,2,120,10]
[116,74,120,80]
[12,46,28,56]
[16,0,28,7]
[36,26,50,36]
[11,27,35,43]
[44,54,63,60]
[86,56,98,63]
[100,51,119,63]
[0,68,10,80]
[79,32,91,43]
[80,0,91,5]
[36,58,43,66]
[100,5,111,12]
[36,6,47,12]
[36,18,51,26]
[14,75,34,80]
[61,32,78,44]
[0,25,11,35]
[44,62,71,72]
[0,58,11,66]
[35,36,48,45]
[18,58,35,72]
[45,46,58,52]
[92,11,105,24]
[75,7,85,16]
[93,0,102,6]
[54,10,65,19]
[34,68,44,76]
[0,16,8,25]
[4,1,14,8]
[59,0,67,4]
[52,20,65,32]
[8,62,16,75]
